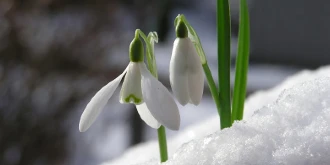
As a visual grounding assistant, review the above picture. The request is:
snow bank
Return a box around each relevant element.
[244,65,330,118]
[150,77,330,165]
[103,66,330,165]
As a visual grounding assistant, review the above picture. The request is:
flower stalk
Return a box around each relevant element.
[157,126,168,162]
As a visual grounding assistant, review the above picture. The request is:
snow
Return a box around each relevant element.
[104,65,330,165]
[102,66,330,165]
[244,65,330,118]
[157,78,330,165]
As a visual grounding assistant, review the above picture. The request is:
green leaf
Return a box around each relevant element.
[232,0,250,122]
[217,0,232,129]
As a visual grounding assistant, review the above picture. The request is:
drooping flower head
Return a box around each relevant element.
[170,19,204,106]
[79,34,180,132]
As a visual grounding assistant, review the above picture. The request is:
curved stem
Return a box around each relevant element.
[202,64,222,120]
[136,29,158,77]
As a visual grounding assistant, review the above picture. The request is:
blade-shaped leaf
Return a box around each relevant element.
[232,0,250,122]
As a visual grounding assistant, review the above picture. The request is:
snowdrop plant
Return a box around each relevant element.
[173,14,224,127]
[78,0,250,161]
[79,33,180,132]
[174,0,250,130]
[79,30,180,162]
[170,20,204,106]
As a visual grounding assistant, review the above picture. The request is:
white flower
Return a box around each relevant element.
[79,62,180,132]
[170,21,204,106]
[79,35,181,132]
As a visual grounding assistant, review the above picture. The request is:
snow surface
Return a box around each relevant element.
[103,66,330,165]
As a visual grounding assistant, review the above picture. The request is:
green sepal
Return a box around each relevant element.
[129,37,144,62]
[175,20,188,38]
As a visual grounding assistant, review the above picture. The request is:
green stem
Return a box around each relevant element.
[136,30,158,76]
[157,126,168,162]
[232,0,250,122]
[217,0,232,129]
[136,29,168,162]
[202,64,222,120]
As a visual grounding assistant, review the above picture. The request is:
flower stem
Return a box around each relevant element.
[217,0,232,129]
[157,126,168,162]
[232,0,250,122]
[136,29,169,162]
[202,63,222,122]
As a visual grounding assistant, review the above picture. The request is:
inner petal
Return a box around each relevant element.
[136,103,161,129]
[120,62,143,104]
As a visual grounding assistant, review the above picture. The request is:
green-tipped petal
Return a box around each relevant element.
[120,62,143,104]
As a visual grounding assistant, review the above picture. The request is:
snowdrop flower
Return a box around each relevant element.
[79,37,180,132]
[170,20,204,106]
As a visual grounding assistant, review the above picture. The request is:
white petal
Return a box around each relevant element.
[170,38,189,105]
[79,66,128,132]
[187,67,204,105]
[185,39,204,105]
[119,62,143,104]
[171,38,204,106]
[139,63,180,130]
[136,103,161,129]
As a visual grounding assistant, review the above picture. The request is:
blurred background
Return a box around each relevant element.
[1,0,329,165]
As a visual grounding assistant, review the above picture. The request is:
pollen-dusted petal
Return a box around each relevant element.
[139,63,180,130]
[136,103,161,129]
[120,62,143,104]
[170,38,189,105]
[79,65,128,132]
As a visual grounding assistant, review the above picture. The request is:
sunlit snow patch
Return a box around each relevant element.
[103,66,330,165]
[138,77,330,165]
